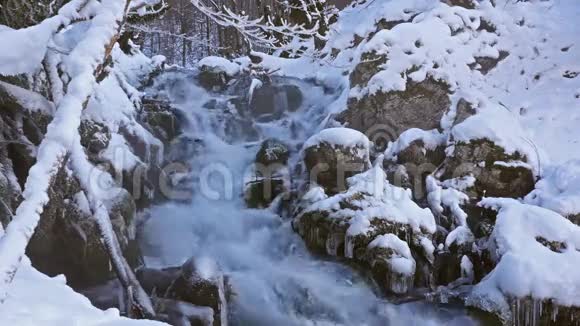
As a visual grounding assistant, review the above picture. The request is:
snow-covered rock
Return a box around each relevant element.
[466,198,580,325]
[293,164,436,294]
[302,127,371,194]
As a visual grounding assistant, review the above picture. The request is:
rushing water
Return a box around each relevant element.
[139,69,481,326]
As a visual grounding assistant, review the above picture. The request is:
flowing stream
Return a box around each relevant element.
[139,69,481,326]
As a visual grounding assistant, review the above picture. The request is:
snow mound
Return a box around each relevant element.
[0,258,166,326]
[468,198,580,315]
[0,22,58,76]
[525,160,580,217]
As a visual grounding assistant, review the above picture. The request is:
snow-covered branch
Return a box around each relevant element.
[189,0,322,53]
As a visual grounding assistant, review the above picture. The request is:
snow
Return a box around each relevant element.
[0,22,58,76]
[368,234,416,276]
[525,160,580,217]
[101,134,142,172]
[460,255,474,282]
[426,175,469,227]
[196,56,241,76]
[302,164,437,236]
[0,81,55,114]
[0,258,166,326]
[468,198,580,315]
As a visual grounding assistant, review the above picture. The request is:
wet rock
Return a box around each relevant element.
[198,67,231,92]
[365,234,416,294]
[441,0,476,9]
[245,139,290,208]
[141,99,183,143]
[339,78,451,143]
[26,165,140,288]
[295,206,432,295]
[440,139,535,199]
[137,257,228,326]
[249,82,303,122]
[244,178,286,209]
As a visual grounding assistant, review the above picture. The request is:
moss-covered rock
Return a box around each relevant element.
[339,78,451,144]
[255,138,290,167]
[440,139,535,199]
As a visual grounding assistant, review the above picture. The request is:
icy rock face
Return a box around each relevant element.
[137,257,228,326]
[366,234,417,294]
[507,297,580,326]
[244,139,290,209]
[339,77,451,146]
[140,99,183,144]
[302,128,371,194]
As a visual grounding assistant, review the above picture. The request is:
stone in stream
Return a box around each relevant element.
[136,257,228,326]
[244,138,290,209]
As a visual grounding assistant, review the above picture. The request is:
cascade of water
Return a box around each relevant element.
[140,69,482,325]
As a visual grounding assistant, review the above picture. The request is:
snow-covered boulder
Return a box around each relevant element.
[293,165,436,294]
[525,160,580,223]
[443,139,535,198]
[255,138,290,167]
[302,128,371,194]
[466,199,580,325]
